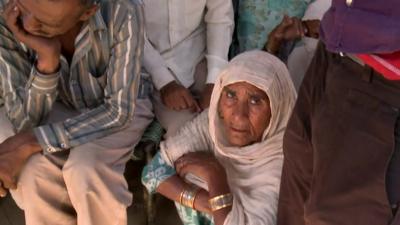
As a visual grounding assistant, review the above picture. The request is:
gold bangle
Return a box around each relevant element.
[181,186,200,209]
[211,202,233,212]
[208,193,233,212]
[179,189,185,205]
[191,188,201,210]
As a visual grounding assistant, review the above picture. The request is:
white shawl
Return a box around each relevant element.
[161,50,297,225]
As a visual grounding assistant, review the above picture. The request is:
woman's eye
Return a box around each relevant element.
[226,90,235,98]
[250,97,261,105]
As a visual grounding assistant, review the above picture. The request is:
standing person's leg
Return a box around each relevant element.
[279,42,400,225]
[153,59,208,137]
[277,42,328,225]
[62,98,153,225]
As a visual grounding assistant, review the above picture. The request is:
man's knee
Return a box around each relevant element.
[62,145,127,194]
[62,147,132,208]
[11,154,49,209]
[62,152,101,190]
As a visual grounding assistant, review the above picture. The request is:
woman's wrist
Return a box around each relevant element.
[208,173,230,198]
[180,185,201,208]
[193,189,212,214]
[208,193,233,212]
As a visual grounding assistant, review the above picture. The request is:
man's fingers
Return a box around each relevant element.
[293,18,304,37]
[193,100,201,112]
[279,15,293,30]
[282,18,304,40]
[5,178,17,190]
[5,6,34,46]
[189,100,201,113]
[164,92,188,110]
[0,170,16,190]
[182,91,200,112]
[5,5,23,37]
[0,182,7,198]
[303,20,320,38]
[178,94,190,110]
[163,95,183,110]
[272,15,294,40]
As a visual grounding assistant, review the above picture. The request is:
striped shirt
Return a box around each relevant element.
[0,0,145,154]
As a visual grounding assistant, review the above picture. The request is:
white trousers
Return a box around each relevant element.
[0,98,153,225]
[152,59,208,137]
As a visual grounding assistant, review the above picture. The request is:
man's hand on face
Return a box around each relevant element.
[0,132,42,198]
[199,83,214,110]
[3,1,61,74]
[160,81,201,112]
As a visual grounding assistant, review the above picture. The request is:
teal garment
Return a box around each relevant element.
[235,0,314,53]
[142,152,214,225]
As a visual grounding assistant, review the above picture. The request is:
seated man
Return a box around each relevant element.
[0,0,152,224]
[142,0,234,137]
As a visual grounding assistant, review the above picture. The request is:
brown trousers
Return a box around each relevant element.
[278,43,400,225]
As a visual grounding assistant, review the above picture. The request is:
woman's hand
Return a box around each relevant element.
[176,153,232,225]
[175,152,227,187]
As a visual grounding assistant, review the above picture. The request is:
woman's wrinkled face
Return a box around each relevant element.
[218,82,271,147]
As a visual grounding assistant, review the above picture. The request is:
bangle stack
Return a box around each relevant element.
[208,193,233,212]
[179,186,201,209]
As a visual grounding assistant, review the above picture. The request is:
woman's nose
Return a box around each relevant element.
[232,102,249,120]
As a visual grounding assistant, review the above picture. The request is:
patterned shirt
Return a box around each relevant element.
[0,0,145,154]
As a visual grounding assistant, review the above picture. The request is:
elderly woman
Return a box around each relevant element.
[142,51,296,225]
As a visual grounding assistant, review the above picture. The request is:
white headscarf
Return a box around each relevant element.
[160,50,296,225]
[208,50,296,225]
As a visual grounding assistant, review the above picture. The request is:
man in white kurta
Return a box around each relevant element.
[142,0,234,137]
